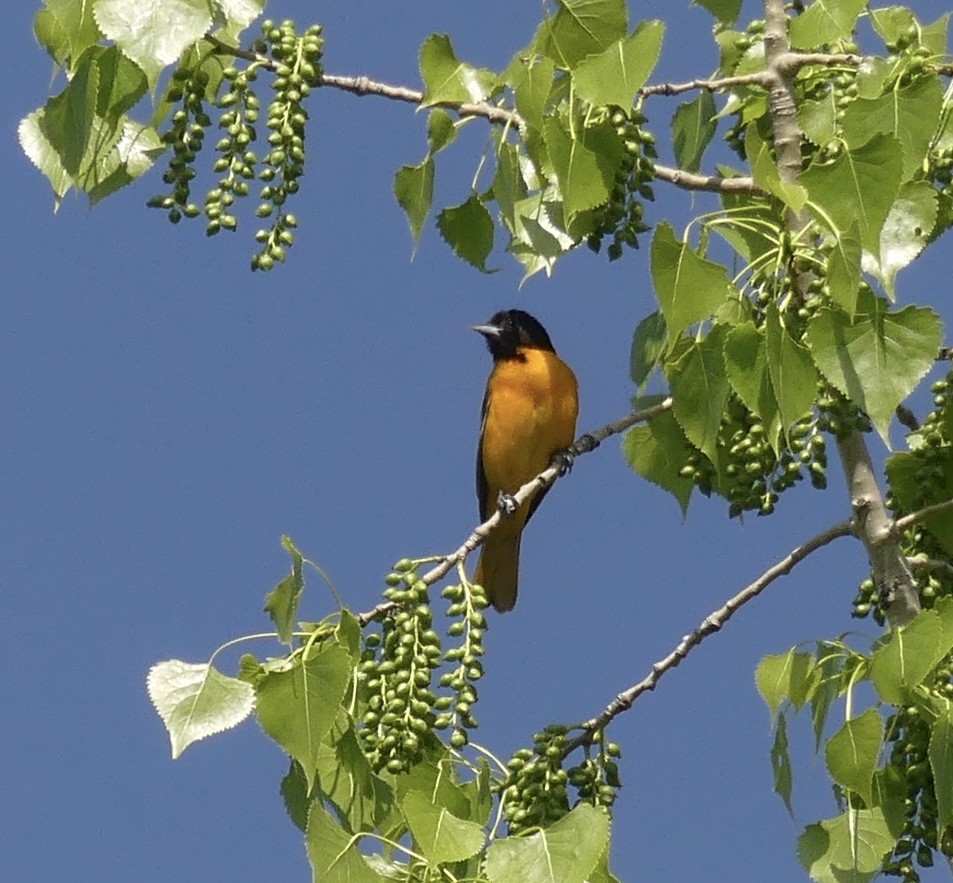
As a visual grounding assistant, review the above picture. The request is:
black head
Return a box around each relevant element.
[472,309,556,361]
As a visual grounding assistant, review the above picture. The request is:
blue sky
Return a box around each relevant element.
[4,1,953,881]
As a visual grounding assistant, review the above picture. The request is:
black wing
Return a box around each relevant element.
[476,385,491,519]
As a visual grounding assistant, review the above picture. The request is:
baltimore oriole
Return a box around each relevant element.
[472,309,579,612]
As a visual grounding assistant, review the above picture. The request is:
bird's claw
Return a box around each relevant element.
[554,449,575,476]
[497,492,519,516]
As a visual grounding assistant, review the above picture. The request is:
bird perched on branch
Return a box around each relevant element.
[472,309,579,612]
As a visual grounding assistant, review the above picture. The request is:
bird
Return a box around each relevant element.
[472,309,579,612]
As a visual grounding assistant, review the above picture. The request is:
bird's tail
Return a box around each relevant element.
[474,532,521,612]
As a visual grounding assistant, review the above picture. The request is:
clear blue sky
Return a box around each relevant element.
[3,1,951,881]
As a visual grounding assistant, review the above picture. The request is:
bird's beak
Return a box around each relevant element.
[471,323,502,338]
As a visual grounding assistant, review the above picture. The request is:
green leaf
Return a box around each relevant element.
[714,194,781,265]
[256,642,352,791]
[841,76,944,181]
[507,197,576,281]
[671,91,716,174]
[18,109,74,203]
[745,125,808,211]
[798,809,893,882]
[92,47,149,122]
[393,756,470,819]
[825,709,883,806]
[147,660,255,759]
[263,536,305,645]
[622,403,694,513]
[670,326,731,464]
[315,725,395,831]
[869,7,915,47]
[281,759,312,832]
[426,109,457,154]
[436,195,495,271]
[630,311,667,387]
[395,158,435,250]
[587,851,621,883]
[802,133,903,256]
[771,711,794,815]
[572,21,664,109]
[764,303,818,435]
[930,709,953,829]
[650,222,738,340]
[798,91,838,147]
[460,759,494,827]
[805,293,942,445]
[507,56,555,131]
[811,642,848,751]
[723,321,782,452]
[306,802,386,883]
[419,34,497,107]
[533,0,628,70]
[542,115,615,225]
[692,0,741,24]
[213,0,265,32]
[826,221,861,317]
[85,117,163,205]
[402,791,485,866]
[40,58,99,176]
[484,802,609,883]
[93,0,213,87]
[789,0,867,50]
[887,453,953,556]
[870,609,943,704]
[756,649,813,718]
[490,141,528,233]
[872,181,937,299]
[43,0,103,70]
[34,9,71,67]
[922,11,952,57]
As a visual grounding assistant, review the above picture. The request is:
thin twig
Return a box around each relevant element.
[357,398,673,626]
[894,496,953,533]
[906,555,953,580]
[204,35,758,197]
[564,494,953,751]
[564,516,856,752]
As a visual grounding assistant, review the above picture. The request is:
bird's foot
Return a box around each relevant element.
[496,492,519,516]
[553,449,576,476]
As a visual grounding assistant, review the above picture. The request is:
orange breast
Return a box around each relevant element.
[480,347,579,524]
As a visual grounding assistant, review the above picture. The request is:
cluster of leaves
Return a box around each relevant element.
[622,0,948,520]
[148,539,621,882]
[20,0,264,206]
[396,5,666,279]
[756,593,953,883]
[20,0,325,270]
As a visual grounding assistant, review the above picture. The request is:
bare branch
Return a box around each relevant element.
[562,494,953,751]
[357,398,673,625]
[642,72,773,97]
[906,555,953,580]
[204,35,757,197]
[894,496,953,533]
[565,516,855,753]
[640,53,861,98]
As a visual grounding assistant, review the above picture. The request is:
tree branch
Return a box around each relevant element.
[203,35,757,197]
[640,53,862,98]
[760,0,919,630]
[564,493,953,752]
[357,398,674,625]
[564,516,855,753]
